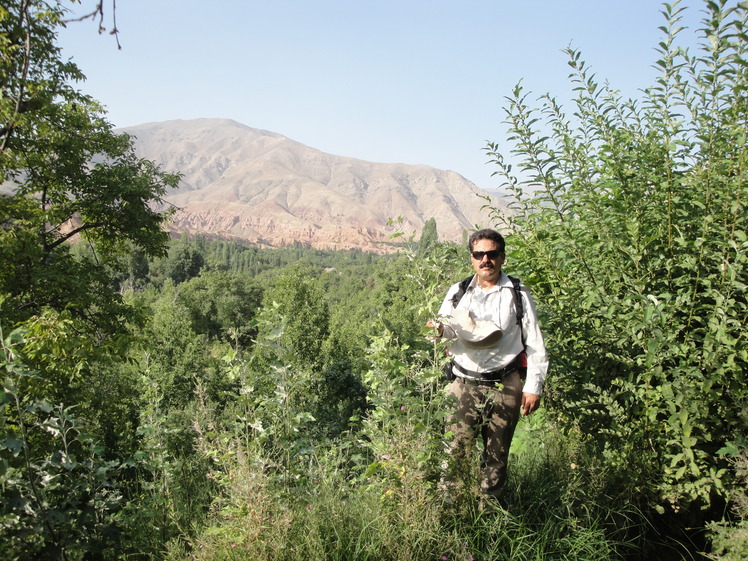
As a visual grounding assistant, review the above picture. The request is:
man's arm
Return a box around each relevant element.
[519,286,549,401]
[427,283,462,339]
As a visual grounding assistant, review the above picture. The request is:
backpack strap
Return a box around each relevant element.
[507,275,524,328]
[449,275,474,308]
[507,275,526,350]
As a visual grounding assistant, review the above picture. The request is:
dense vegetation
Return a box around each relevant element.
[1,0,747,560]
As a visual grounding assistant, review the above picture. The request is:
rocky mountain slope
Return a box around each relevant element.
[123,119,506,253]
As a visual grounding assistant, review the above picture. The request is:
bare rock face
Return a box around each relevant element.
[123,119,506,253]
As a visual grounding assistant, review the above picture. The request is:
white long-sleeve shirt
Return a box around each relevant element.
[437,273,549,395]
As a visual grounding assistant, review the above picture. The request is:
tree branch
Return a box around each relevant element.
[0,0,33,153]
[64,1,121,49]
[47,221,107,252]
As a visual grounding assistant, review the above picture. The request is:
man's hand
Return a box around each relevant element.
[521,392,541,416]
[426,319,443,336]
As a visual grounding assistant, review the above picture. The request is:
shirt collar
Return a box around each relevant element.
[469,272,509,293]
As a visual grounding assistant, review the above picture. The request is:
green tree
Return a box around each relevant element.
[0,0,179,334]
[485,0,747,518]
[0,2,182,557]
[258,269,331,371]
[153,238,206,285]
[1,330,125,559]
[417,217,439,257]
[177,270,263,347]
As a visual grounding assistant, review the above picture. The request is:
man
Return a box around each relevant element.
[430,228,548,503]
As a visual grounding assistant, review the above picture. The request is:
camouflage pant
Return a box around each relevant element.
[444,370,522,499]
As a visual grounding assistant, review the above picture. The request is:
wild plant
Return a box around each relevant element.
[484,0,748,529]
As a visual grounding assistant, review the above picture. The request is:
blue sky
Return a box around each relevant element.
[58,0,707,191]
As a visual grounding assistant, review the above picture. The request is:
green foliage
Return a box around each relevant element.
[133,281,230,411]
[1,326,123,560]
[8,1,748,556]
[343,241,466,354]
[154,238,207,285]
[176,270,263,347]
[115,382,219,556]
[0,0,178,335]
[360,324,448,494]
[707,447,748,561]
[417,217,440,257]
[0,3,195,558]
[484,0,748,514]
[245,276,368,440]
[177,326,643,561]
[257,270,331,370]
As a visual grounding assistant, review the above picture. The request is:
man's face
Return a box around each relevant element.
[470,238,505,287]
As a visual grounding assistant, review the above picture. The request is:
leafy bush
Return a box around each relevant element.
[1,326,122,560]
[706,446,748,560]
[485,0,747,516]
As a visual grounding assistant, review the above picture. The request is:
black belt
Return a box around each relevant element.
[456,377,502,387]
[453,360,518,385]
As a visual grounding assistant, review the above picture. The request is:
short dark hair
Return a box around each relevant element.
[468,229,505,253]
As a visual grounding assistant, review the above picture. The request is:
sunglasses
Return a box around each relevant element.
[471,250,503,260]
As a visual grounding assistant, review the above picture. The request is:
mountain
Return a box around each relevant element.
[123,118,507,253]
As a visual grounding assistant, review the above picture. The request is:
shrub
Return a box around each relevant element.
[484,0,748,516]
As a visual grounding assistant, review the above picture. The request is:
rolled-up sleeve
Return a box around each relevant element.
[436,284,460,340]
[520,287,548,395]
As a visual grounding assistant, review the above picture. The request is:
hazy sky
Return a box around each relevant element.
[58,0,707,191]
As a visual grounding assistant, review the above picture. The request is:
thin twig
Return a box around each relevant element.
[64,1,121,49]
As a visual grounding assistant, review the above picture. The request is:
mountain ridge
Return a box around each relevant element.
[123,118,506,253]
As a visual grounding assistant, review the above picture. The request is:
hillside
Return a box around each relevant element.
[123,119,506,252]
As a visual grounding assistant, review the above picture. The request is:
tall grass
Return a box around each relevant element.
[172,399,644,561]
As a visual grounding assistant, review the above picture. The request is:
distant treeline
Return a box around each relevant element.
[77,235,396,291]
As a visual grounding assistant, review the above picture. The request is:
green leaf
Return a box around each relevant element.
[0,437,23,455]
